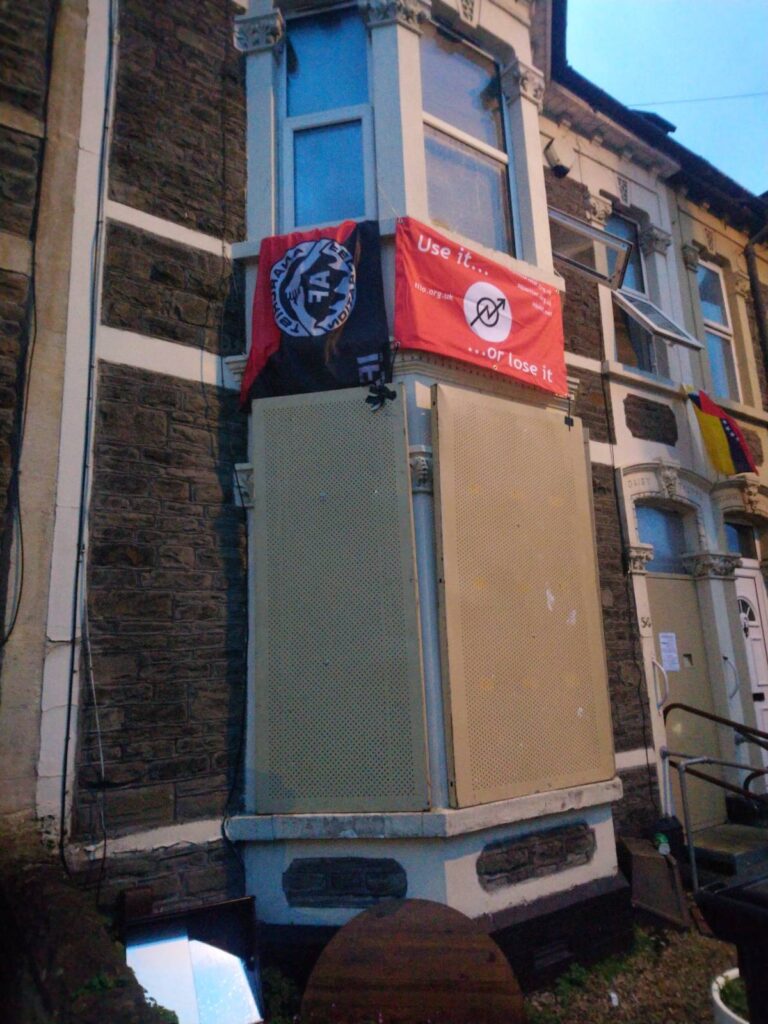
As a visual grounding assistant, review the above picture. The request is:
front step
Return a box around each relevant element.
[693,823,768,876]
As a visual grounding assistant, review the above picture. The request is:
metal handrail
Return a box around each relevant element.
[662,750,768,891]
[663,701,768,756]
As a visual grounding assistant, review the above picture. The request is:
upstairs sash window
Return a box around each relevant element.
[420,22,513,254]
[283,8,375,229]
[696,261,740,402]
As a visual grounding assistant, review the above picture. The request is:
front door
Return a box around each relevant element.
[646,575,726,831]
[735,573,768,766]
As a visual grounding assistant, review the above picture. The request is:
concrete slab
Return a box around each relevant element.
[694,823,768,876]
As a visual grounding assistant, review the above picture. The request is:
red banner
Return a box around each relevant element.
[394,218,567,395]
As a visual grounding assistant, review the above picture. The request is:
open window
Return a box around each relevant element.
[613,291,701,380]
[548,207,631,288]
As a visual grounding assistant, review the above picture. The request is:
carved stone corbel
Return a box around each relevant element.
[639,225,672,258]
[409,446,433,494]
[681,244,700,272]
[734,273,752,300]
[362,0,427,30]
[501,58,545,112]
[627,544,654,574]
[655,460,679,499]
[234,463,254,509]
[584,192,612,227]
[234,10,285,54]
[681,551,741,579]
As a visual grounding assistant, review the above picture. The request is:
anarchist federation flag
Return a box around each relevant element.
[688,390,757,475]
[240,220,390,406]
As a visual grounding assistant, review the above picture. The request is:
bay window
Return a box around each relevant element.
[420,21,513,254]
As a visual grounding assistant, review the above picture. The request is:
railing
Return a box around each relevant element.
[661,702,768,890]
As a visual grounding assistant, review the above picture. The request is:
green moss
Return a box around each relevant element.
[720,975,749,1021]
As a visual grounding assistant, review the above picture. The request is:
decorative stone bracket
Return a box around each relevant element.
[234,462,254,509]
[627,544,655,574]
[234,10,285,54]
[681,551,741,579]
[584,192,612,227]
[681,243,700,272]
[409,445,433,494]
[500,58,545,112]
[361,0,428,30]
[639,224,672,257]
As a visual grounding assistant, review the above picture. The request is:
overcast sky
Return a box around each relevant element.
[566,0,768,196]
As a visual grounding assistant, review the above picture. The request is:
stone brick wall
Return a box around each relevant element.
[623,394,678,445]
[109,0,246,240]
[476,822,596,891]
[91,838,242,914]
[742,425,764,468]
[101,221,244,354]
[283,857,407,908]
[0,127,43,238]
[75,362,247,840]
[544,169,604,361]
[745,285,768,412]
[571,366,613,443]
[0,0,52,649]
[0,1,53,117]
[612,766,661,838]
[591,464,651,753]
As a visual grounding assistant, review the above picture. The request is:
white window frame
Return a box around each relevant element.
[613,291,700,383]
[279,7,378,232]
[697,259,741,403]
[420,22,514,255]
[606,212,646,295]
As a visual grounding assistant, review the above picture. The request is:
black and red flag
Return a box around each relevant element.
[240,220,390,406]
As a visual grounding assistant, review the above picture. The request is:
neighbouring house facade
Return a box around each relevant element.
[1,0,767,992]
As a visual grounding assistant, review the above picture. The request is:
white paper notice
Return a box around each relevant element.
[658,632,680,672]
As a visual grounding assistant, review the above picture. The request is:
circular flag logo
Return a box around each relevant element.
[271,238,356,338]
[463,282,512,343]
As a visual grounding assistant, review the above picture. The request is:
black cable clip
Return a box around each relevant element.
[366,383,397,412]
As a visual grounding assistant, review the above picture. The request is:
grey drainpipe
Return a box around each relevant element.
[745,222,768,375]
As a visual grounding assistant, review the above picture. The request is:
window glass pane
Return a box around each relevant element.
[636,505,688,573]
[606,214,644,292]
[420,23,504,149]
[725,521,757,559]
[425,125,512,253]
[287,9,368,117]
[614,305,653,372]
[696,264,727,325]
[294,121,365,226]
[705,329,739,400]
[618,293,692,343]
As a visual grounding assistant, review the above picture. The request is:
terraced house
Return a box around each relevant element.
[1,0,767,999]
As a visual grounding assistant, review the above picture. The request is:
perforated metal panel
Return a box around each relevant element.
[250,386,429,813]
[433,384,615,807]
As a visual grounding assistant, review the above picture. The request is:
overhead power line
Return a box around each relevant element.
[628,90,768,107]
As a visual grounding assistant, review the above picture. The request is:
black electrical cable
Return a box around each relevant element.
[59,0,118,877]
[207,0,248,875]
[598,369,661,817]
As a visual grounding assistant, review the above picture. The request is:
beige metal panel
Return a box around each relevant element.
[250,386,429,813]
[647,576,726,830]
[432,384,615,807]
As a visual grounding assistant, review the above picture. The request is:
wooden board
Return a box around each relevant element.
[301,898,526,1024]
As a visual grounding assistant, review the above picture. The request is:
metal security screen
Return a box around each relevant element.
[433,384,615,807]
[250,386,429,813]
